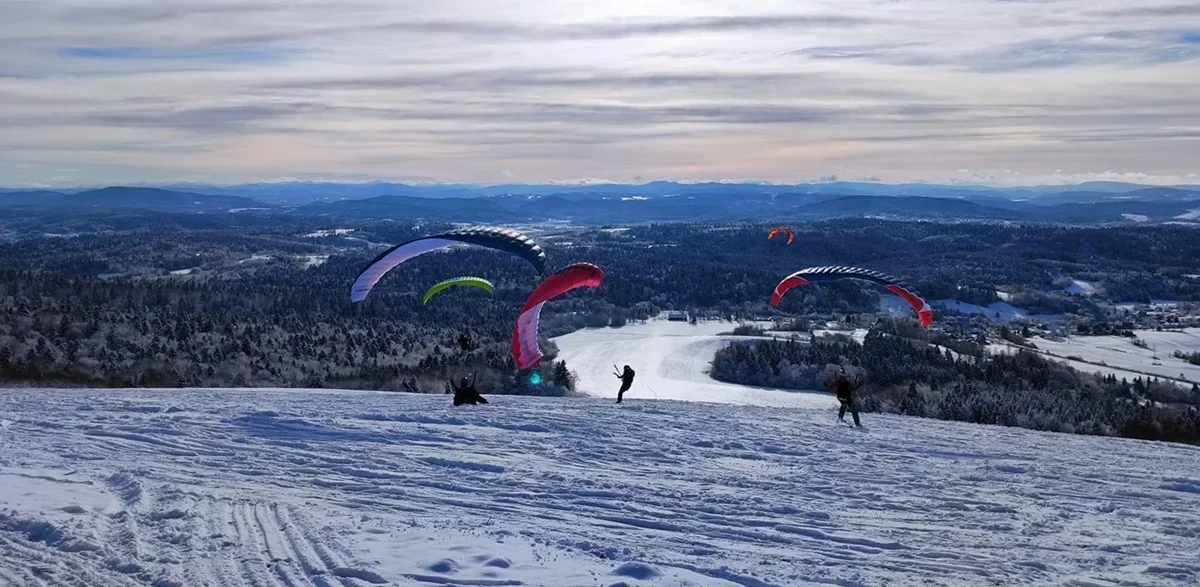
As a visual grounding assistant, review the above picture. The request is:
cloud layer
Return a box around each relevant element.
[1,0,1198,186]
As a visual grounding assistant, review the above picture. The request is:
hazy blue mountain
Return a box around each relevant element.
[798,195,1026,219]
[1027,187,1200,206]
[3,182,1198,224]
[0,186,269,211]
[285,189,1199,224]
[0,190,68,206]
[126,179,1200,206]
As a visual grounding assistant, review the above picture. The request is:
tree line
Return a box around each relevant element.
[711,325,1200,445]
[1,216,1198,401]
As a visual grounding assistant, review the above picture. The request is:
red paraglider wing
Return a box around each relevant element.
[512,263,605,369]
[885,284,934,327]
[770,266,934,327]
[767,226,795,245]
[770,275,808,306]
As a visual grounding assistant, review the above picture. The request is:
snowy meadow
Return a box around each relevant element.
[2,387,1199,587]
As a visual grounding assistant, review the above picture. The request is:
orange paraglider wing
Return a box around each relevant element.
[767,226,794,245]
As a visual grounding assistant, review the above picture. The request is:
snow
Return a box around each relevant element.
[994,329,1200,385]
[299,254,330,268]
[238,254,273,264]
[1115,299,1188,309]
[989,342,1164,385]
[1121,214,1150,222]
[168,269,193,276]
[554,320,834,408]
[813,328,869,344]
[1176,208,1200,221]
[620,196,649,201]
[1065,279,1096,296]
[2,387,1198,587]
[304,229,356,238]
[934,299,1048,324]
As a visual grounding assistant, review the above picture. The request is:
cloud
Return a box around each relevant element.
[1096,4,1200,18]
[60,46,280,63]
[1,0,1198,186]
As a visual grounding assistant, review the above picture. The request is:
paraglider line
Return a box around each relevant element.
[638,381,661,400]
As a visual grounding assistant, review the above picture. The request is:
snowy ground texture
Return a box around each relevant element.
[992,329,1200,386]
[3,388,1200,587]
[556,320,834,408]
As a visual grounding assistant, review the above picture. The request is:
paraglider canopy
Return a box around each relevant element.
[771,266,934,327]
[350,227,546,303]
[512,262,604,369]
[423,277,495,305]
[767,226,794,245]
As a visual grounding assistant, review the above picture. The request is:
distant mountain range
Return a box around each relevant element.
[2,182,1199,225]
[132,179,1200,205]
[0,186,265,211]
[295,191,1200,224]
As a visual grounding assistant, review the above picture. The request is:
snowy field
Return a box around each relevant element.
[554,320,834,408]
[3,388,1200,587]
[1007,329,1200,385]
[1065,280,1097,296]
[934,300,1041,324]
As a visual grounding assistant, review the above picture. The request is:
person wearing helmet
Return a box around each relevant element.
[450,372,488,406]
[825,366,862,427]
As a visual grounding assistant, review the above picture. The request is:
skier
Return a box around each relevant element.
[449,373,488,406]
[825,367,862,427]
[613,365,635,404]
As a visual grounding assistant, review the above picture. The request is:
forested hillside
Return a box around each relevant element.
[711,326,1200,444]
[1,215,1199,397]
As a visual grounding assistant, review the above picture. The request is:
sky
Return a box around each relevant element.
[1,0,1199,188]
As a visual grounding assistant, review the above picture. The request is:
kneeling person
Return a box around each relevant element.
[450,373,488,406]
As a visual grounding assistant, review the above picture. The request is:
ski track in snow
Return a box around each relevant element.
[2,387,1199,587]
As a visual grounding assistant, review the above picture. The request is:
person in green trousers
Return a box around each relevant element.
[826,367,863,427]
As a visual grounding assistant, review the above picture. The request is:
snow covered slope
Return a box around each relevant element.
[935,299,1040,323]
[554,320,834,407]
[2,388,1199,587]
[1007,329,1200,385]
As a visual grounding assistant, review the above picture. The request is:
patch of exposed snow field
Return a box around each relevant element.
[305,229,356,238]
[555,320,834,408]
[300,254,331,269]
[2,322,1199,586]
[1000,329,1200,385]
[935,299,1041,323]
[1065,279,1097,296]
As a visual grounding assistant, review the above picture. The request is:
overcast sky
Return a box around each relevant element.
[2,0,1198,187]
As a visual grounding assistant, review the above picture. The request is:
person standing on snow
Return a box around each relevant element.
[613,365,635,404]
[825,367,863,427]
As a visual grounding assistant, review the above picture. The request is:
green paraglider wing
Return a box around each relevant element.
[350,227,546,303]
[422,277,495,305]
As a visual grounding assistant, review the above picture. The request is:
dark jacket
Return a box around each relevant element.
[618,367,635,389]
[450,374,488,406]
[827,375,860,401]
